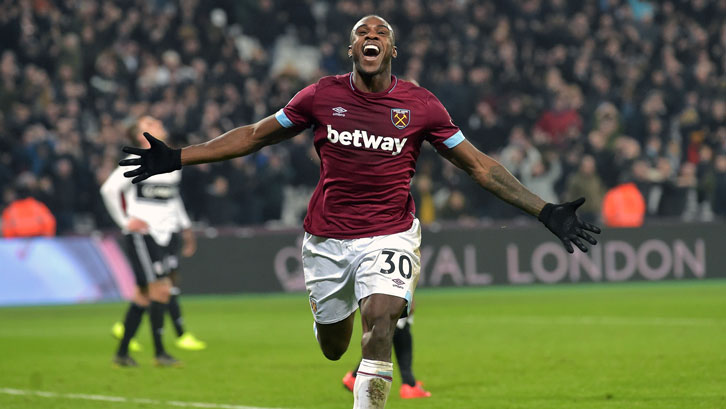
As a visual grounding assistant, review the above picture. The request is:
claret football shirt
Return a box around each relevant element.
[276,73,465,239]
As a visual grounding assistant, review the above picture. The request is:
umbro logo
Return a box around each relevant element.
[332,106,347,117]
[392,279,405,286]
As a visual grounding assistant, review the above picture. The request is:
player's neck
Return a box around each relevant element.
[352,70,392,93]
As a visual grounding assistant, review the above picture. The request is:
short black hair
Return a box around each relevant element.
[350,15,395,46]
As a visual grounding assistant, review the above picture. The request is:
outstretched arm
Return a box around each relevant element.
[182,114,298,165]
[440,140,546,216]
[120,115,299,183]
[440,140,600,253]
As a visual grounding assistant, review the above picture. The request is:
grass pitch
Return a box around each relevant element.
[0,281,724,409]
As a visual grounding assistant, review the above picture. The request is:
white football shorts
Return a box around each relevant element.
[302,218,422,324]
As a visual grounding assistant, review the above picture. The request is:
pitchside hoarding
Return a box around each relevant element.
[0,223,719,305]
[179,223,720,294]
[0,237,135,306]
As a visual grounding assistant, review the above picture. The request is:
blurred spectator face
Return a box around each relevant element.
[679,162,696,180]
[531,159,545,176]
[712,100,726,121]
[1,51,18,78]
[137,116,167,146]
[211,176,229,196]
[447,190,466,212]
[580,155,596,175]
[595,102,619,135]
[716,155,726,173]
[647,117,663,135]
[414,175,432,193]
[508,125,528,147]
[57,159,73,178]
[699,145,713,163]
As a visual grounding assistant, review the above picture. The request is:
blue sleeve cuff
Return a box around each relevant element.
[443,130,465,149]
[275,109,294,128]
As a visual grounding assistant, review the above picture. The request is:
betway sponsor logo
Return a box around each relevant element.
[326,125,407,155]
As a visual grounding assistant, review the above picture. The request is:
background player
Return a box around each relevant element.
[102,115,197,366]
[166,226,207,350]
[119,15,599,408]
[111,224,207,351]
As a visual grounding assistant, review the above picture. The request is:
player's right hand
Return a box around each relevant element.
[126,218,149,233]
[119,132,181,183]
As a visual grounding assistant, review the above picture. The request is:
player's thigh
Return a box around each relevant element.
[359,293,407,333]
[302,233,359,324]
[354,219,422,317]
[166,232,182,276]
[124,234,154,288]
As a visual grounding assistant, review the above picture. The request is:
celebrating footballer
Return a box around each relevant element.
[120,15,600,409]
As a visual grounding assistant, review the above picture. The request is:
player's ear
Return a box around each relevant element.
[348,45,352,58]
[392,46,398,58]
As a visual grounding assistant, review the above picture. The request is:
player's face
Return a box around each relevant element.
[349,16,396,77]
[137,116,167,148]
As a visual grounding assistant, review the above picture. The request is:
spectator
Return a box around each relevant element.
[1,176,56,238]
[564,155,606,223]
[1,1,725,231]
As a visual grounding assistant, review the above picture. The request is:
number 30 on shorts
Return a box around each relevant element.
[378,250,413,279]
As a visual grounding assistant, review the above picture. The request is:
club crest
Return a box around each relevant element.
[391,108,411,129]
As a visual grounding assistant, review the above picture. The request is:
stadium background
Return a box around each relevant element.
[1,1,725,408]
[1,0,726,232]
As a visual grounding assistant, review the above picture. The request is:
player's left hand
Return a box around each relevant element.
[537,197,601,253]
[119,132,181,183]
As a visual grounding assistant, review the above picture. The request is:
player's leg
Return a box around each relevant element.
[114,288,149,366]
[166,234,187,338]
[302,232,360,361]
[114,233,153,366]
[351,218,423,408]
[167,270,185,338]
[394,318,415,385]
[139,234,180,366]
[394,315,430,398]
[353,294,405,409]
[315,313,356,360]
[167,265,206,350]
[148,278,171,357]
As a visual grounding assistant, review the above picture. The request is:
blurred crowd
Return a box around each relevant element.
[1,0,726,235]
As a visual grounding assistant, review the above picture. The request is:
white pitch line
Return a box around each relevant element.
[0,388,289,409]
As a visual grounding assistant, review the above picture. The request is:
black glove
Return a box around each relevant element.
[119,132,181,184]
[538,197,601,253]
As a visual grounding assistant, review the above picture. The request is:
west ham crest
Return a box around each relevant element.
[391,108,411,129]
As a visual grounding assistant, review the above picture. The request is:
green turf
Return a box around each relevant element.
[1,281,725,409]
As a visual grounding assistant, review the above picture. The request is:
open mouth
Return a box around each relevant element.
[363,44,381,60]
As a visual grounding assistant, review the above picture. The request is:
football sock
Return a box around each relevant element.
[393,323,416,386]
[353,359,393,409]
[117,303,145,356]
[168,294,185,337]
[150,301,167,356]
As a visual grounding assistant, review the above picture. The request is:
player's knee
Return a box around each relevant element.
[320,341,348,361]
